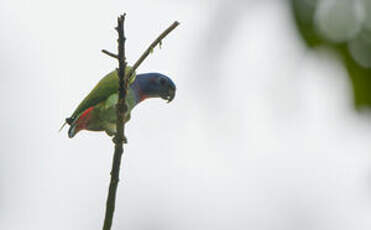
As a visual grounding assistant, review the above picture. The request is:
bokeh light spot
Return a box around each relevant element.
[315,0,364,42]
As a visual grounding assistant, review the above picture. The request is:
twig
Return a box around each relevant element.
[101,16,179,230]
[102,13,127,230]
[127,21,180,78]
[102,49,119,59]
[102,21,180,75]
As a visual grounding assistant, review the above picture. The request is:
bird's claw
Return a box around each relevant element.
[112,135,128,144]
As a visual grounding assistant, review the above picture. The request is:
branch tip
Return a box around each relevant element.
[127,20,180,79]
[102,49,119,59]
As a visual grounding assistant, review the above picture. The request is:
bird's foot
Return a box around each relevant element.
[112,135,128,144]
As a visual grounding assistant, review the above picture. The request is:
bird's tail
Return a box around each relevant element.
[58,117,75,134]
[58,122,67,132]
[68,124,78,138]
[66,107,94,138]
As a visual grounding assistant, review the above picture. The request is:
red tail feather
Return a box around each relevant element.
[68,107,94,138]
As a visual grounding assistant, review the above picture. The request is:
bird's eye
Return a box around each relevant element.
[160,78,166,86]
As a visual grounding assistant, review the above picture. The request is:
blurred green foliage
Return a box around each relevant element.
[291,0,371,108]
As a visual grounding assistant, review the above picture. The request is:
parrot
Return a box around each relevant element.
[61,67,176,138]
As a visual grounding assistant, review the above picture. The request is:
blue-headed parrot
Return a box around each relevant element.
[61,68,176,138]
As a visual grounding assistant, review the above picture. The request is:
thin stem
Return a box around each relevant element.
[102,13,127,230]
[102,49,119,59]
[101,16,179,230]
[127,21,180,79]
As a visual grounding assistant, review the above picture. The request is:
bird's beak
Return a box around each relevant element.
[160,83,176,103]
[167,86,175,103]
[167,83,176,103]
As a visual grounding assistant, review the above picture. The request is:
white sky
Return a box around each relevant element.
[1,0,371,229]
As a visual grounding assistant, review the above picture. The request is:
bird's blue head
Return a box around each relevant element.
[133,73,176,103]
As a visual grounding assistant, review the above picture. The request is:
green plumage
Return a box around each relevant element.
[62,69,176,138]
[71,67,136,119]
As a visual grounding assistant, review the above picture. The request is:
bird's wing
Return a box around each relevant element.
[70,70,118,119]
[69,68,136,121]
[59,68,136,132]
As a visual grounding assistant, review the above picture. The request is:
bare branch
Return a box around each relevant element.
[102,49,119,59]
[127,21,180,78]
[102,13,127,230]
[101,15,179,230]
